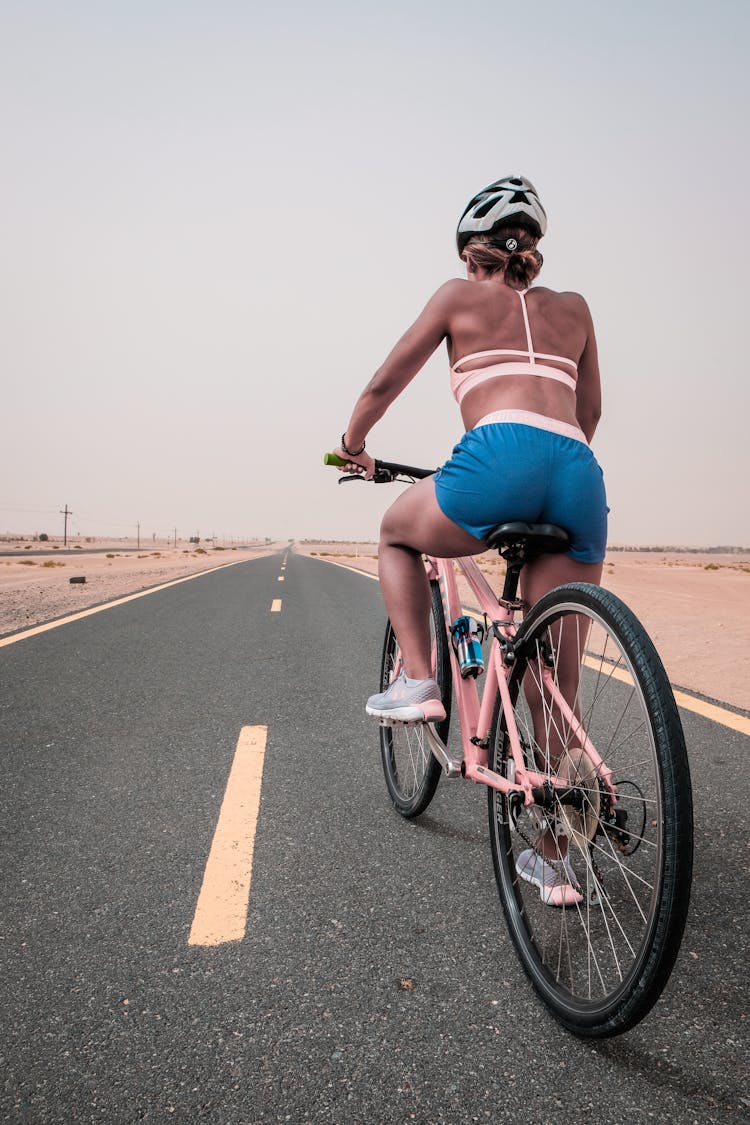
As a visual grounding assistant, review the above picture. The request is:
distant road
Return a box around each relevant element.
[1,552,747,1123]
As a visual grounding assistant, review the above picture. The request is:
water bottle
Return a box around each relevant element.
[452,615,485,678]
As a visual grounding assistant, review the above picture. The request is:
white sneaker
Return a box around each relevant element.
[516,848,582,907]
[366,672,446,724]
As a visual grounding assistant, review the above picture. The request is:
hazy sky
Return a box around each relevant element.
[3,0,748,546]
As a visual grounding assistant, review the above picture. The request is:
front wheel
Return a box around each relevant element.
[379,580,452,817]
[488,582,693,1037]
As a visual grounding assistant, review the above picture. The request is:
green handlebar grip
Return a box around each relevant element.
[324,452,347,466]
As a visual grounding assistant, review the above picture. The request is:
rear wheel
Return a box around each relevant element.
[488,582,693,1037]
[379,580,452,817]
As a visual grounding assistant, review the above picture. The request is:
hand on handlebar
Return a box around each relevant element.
[333,444,377,481]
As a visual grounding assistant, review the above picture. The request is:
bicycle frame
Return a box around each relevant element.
[422,553,615,807]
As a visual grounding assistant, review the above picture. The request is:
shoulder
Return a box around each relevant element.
[427,278,473,306]
[564,291,594,329]
[532,283,588,304]
[555,288,592,314]
[534,286,593,322]
[412,278,473,325]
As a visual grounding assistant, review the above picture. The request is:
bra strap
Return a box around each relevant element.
[517,290,535,365]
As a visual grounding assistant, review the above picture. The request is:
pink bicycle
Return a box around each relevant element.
[326,454,693,1037]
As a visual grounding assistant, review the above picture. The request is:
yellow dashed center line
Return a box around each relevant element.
[271,599,282,612]
[278,576,284,581]
[189,725,268,947]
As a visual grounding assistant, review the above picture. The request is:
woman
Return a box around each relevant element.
[335,175,607,902]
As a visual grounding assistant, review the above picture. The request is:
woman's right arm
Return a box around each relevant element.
[340,280,464,458]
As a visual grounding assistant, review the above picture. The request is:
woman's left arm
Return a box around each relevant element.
[336,281,461,474]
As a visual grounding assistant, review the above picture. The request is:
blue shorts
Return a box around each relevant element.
[433,422,608,564]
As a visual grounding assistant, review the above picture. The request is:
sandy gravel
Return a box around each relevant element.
[0,539,279,637]
[298,542,750,712]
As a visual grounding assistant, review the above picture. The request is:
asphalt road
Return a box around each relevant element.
[1,552,748,1124]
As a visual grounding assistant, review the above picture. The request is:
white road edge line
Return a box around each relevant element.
[0,560,251,648]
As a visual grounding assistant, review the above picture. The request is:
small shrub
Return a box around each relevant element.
[106,553,116,559]
[24,545,32,550]
[38,532,49,541]
[195,548,207,555]
[20,560,36,566]
[704,563,720,571]
[42,560,65,568]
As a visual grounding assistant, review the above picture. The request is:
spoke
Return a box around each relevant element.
[569,837,637,969]
[588,832,655,924]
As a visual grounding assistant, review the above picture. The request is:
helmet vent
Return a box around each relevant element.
[473,197,498,219]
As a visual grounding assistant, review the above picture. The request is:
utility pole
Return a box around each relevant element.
[173,527,177,548]
[60,504,73,547]
[137,521,140,550]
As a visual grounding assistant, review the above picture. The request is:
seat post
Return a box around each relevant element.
[485,522,571,606]
[501,559,524,603]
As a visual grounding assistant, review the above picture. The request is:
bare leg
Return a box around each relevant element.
[377,478,486,679]
[521,553,603,860]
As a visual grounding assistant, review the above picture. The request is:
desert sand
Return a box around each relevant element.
[0,538,280,637]
[297,542,749,712]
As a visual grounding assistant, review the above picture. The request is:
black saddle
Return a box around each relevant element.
[485,523,570,603]
[485,521,570,562]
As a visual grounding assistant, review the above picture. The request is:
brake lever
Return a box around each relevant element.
[336,466,401,484]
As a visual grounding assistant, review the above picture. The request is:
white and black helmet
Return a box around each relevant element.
[456,175,547,256]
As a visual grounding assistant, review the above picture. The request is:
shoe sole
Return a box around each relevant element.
[365,700,446,725]
[516,863,582,908]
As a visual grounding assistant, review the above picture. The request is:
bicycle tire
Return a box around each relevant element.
[379,580,452,817]
[487,582,693,1037]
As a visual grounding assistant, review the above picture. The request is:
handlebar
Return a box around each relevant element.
[323,452,435,484]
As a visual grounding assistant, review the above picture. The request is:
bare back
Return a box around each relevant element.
[443,277,600,436]
[342,269,602,452]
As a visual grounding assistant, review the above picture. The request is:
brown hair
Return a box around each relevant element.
[461,225,543,290]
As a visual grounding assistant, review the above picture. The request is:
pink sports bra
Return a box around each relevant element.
[450,288,578,405]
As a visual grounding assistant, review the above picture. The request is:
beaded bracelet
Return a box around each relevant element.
[341,432,366,456]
